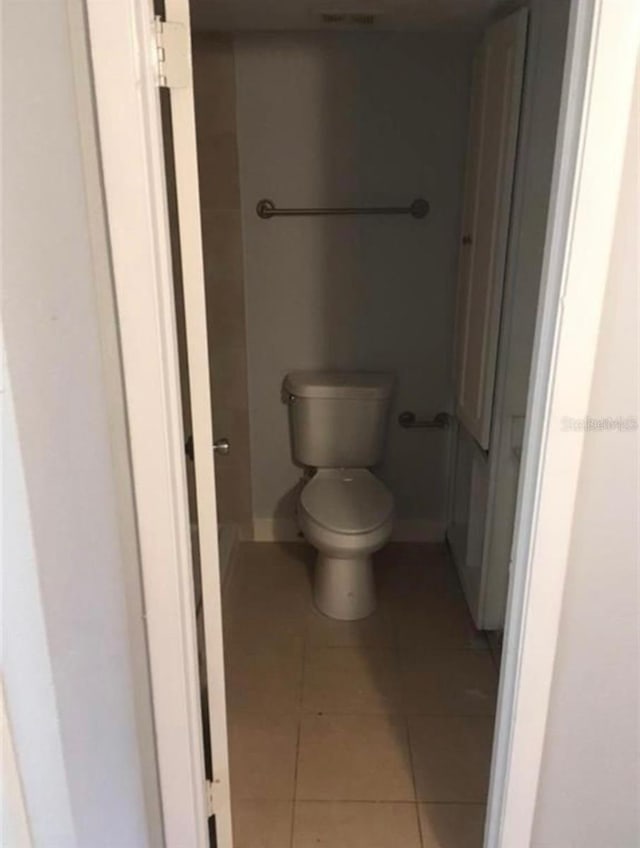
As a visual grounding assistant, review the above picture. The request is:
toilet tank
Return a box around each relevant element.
[284,371,394,468]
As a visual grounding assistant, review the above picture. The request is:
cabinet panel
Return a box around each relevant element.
[454,10,528,449]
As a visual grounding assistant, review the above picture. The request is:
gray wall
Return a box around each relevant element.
[193,34,254,538]
[2,1,161,845]
[234,32,473,534]
[532,66,639,848]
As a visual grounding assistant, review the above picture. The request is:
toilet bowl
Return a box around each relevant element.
[284,370,395,621]
[298,469,393,620]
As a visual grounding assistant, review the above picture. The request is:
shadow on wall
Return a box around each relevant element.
[235,31,474,528]
[314,33,466,524]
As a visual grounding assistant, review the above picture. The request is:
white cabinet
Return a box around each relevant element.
[454,9,528,450]
[449,2,573,630]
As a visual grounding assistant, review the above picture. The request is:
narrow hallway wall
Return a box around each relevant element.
[193,34,253,538]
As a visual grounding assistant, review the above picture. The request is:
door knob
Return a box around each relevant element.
[213,438,230,455]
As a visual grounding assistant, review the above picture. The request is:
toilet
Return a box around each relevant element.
[284,371,395,620]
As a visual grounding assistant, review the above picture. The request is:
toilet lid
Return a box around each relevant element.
[300,469,394,535]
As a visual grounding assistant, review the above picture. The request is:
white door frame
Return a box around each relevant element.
[83,0,638,844]
[85,1,212,846]
[161,0,233,842]
[485,1,638,845]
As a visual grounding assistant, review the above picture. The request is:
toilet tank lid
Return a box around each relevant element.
[284,371,394,400]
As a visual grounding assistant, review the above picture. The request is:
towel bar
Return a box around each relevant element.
[256,197,430,220]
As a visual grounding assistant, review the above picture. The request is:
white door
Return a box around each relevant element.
[86,0,232,844]
[159,1,233,844]
[454,9,528,449]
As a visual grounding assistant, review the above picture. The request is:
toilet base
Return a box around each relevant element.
[313,553,376,621]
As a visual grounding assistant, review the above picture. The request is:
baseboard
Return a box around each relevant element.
[251,517,445,543]
[251,518,303,542]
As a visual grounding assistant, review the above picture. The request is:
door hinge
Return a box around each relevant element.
[153,17,190,89]
[206,779,221,818]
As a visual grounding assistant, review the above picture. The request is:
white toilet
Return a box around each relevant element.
[284,371,395,620]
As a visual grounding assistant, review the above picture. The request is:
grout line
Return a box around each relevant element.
[228,708,496,719]
[404,710,424,848]
[289,718,302,848]
[288,592,311,848]
[230,543,495,844]
[414,801,425,848]
[238,798,485,806]
[292,799,421,805]
[385,568,425,848]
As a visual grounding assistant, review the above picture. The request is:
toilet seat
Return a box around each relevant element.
[300,469,393,535]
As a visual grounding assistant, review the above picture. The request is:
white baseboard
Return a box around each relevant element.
[251,517,445,543]
[251,518,303,542]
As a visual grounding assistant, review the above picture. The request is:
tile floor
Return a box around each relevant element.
[223,542,498,848]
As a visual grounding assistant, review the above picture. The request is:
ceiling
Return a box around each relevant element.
[190,0,501,33]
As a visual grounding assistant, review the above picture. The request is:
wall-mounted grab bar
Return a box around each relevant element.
[256,197,430,220]
[398,411,451,430]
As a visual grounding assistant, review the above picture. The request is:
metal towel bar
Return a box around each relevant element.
[256,197,430,220]
[398,411,451,430]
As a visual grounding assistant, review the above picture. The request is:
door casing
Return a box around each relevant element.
[83,0,639,844]
[85,0,229,845]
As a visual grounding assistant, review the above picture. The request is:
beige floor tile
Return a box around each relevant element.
[230,543,313,603]
[400,650,497,715]
[302,647,403,715]
[227,583,308,618]
[296,714,415,801]
[229,714,299,800]
[224,547,312,650]
[409,716,494,802]
[226,645,304,715]
[227,584,311,622]
[376,548,471,634]
[375,542,450,571]
[392,601,487,652]
[225,618,306,656]
[306,604,395,647]
[224,598,308,654]
[235,541,311,569]
[223,542,496,841]
[375,544,460,601]
[231,800,293,848]
[419,804,486,848]
[292,801,421,847]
